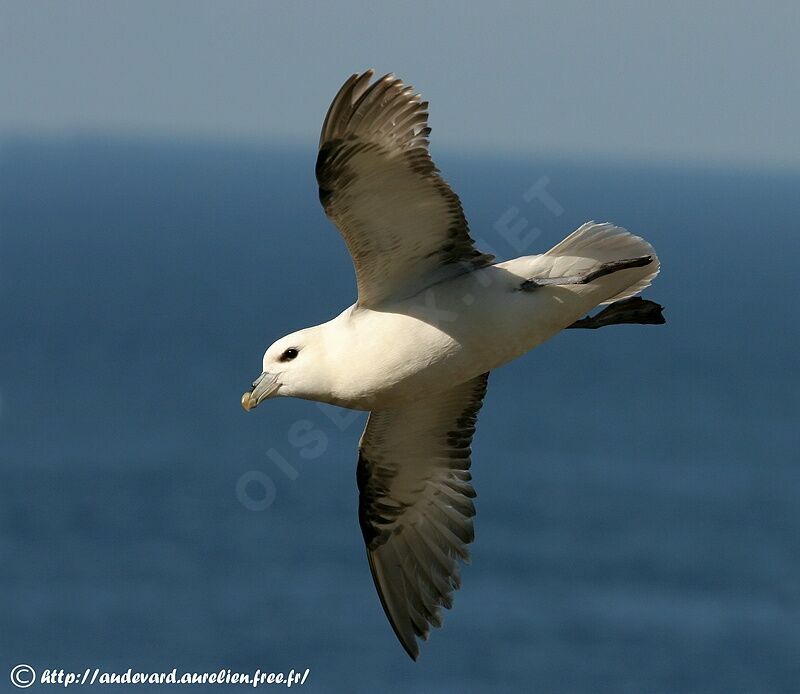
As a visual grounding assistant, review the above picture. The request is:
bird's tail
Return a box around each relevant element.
[534,221,660,305]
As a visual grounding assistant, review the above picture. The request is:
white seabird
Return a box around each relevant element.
[241,70,663,659]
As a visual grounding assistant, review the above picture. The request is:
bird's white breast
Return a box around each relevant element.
[321,262,578,409]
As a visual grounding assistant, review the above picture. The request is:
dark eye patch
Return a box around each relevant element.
[280,348,299,362]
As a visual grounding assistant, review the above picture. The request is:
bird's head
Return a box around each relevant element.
[241,326,328,411]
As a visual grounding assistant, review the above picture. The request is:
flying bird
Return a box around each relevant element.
[241,70,664,659]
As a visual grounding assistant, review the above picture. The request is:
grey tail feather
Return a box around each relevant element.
[566,297,666,330]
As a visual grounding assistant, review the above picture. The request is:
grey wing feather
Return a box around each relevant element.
[316,71,494,307]
[356,373,489,659]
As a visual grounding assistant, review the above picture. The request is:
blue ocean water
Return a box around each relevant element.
[0,137,798,693]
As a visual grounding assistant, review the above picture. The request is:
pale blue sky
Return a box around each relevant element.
[2,1,798,167]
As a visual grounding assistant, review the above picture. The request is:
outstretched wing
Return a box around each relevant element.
[356,373,489,659]
[316,70,494,307]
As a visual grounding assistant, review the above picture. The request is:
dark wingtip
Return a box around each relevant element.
[637,298,666,325]
[404,642,420,661]
[652,304,667,325]
[364,550,423,662]
[566,297,666,329]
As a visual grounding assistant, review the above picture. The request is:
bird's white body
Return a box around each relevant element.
[241,70,663,659]
[287,224,658,410]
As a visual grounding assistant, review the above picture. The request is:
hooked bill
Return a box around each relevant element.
[241,391,254,411]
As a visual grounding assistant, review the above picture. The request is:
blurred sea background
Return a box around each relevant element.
[3,2,800,692]
[1,137,798,693]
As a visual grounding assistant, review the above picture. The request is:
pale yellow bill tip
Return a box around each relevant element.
[241,392,254,411]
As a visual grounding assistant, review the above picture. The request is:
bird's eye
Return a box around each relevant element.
[280,348,299,362]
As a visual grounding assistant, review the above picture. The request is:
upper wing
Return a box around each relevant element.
[356,373,489,659]
[316,71,494,307]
